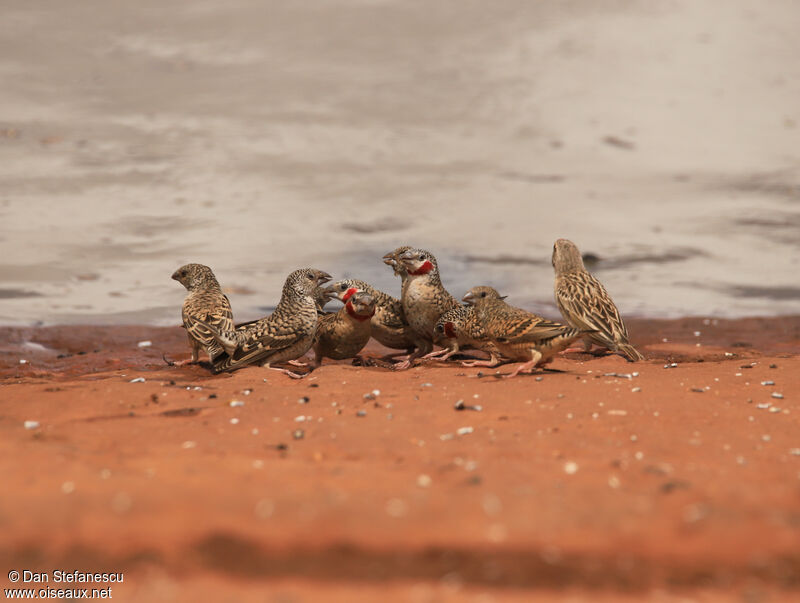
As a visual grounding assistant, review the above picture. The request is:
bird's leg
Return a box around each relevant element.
[269,366,310,379]
[287,358,309,367]
[393,341,430,370]
[190,339,201,364]
[462,352,502,368]
[563,337,593,354]
[503,350,543,379]
[422,344,457,361]
[260,361,310,379]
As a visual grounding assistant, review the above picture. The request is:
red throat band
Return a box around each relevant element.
[444,322,457,339]
[408,260,433,275]
[345,301,374,321]
[341,287,358,302]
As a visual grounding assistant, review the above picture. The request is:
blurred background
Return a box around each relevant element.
[0,0,798,326]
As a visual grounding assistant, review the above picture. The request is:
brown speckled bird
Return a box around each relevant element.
[463,286,586,378]
[325,278,416,356]
[191,268,331,376]
[171,263,233,364]
[311,290,375,367]
[552,238,644,362]
[434,287,505,365]
[394,248,460,368]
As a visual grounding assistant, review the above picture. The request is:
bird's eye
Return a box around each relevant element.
[180,271,187,277]
[307,273,314,280]
[340,284,347,290]
[419,254,426,261]
[480,291,487,297]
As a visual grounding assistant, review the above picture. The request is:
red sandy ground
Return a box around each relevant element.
[1,317,799,602]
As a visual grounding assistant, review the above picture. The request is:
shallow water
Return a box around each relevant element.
[1,0,798,326]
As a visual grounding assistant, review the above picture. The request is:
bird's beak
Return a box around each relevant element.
[317,271,332,285]
[399,250,414,261]
[462,292,475,304]
[499,295,508,300]
[171,271,180,281]
[382,252,396,266]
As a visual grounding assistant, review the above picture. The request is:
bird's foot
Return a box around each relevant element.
[462,359,499,368]
[269,366,311,379]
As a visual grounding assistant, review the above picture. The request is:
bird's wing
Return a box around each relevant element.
[183,296,234,358]
[556,273,629,344]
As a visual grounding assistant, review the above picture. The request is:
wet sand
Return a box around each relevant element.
[1,318,798,601]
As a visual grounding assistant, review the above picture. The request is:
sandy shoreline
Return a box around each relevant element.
[1,317,798,601]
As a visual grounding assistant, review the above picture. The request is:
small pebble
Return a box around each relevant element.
[24,420,40,430]
[230,418,239,425]
[356,410,367,417]
[421,382,433,388]
[229,400,245,407]
[535,376,543,382]
[19,359,28,364]
[564,461,578,475]
[417,474,432,488]
[771,392,784,399]
[292,429,305,440]
[181,441,197,449]
[756,403,771,409]
[769,407,781,413]
[631,387,641,393]
[761,381,775,386]
[294,415,307,422]
[298,396,310,404]
[137,340,152,348]
[789,448,800,456]
[61,481,76,494]
[129,377,145,383]
[457,426,474,436]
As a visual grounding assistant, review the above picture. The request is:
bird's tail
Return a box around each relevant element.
[617,342,645,362]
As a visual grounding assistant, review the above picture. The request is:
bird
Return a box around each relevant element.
[552,238,645,361]
[433,287,506,366]
[171,263,234,364]
[311,290,376,367]
[189,268,331,376]
[463,285,587,378]
[393,247,460,369]
[325,278,416,357]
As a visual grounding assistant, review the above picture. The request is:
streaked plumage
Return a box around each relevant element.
[191,268,331,375]
[312,291,375,366]
[325,278,416,352]
[463,286,586,378]
[552,238,644,362]
[394,248,460,368]
[433,297,503,364]
[172,263,233,364]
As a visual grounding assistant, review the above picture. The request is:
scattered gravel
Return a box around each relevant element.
[23,420,40,430]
